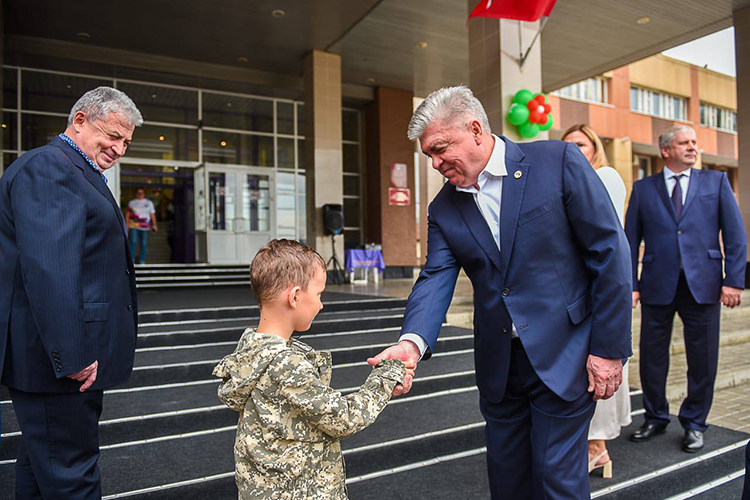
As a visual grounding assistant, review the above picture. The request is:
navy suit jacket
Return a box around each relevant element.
[0,137,138,393]
[402,137,632,403]
[624,168,746,305]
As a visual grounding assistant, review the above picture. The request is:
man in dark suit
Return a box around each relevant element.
[0,86,142,498]
[370,86,632,499]
[625,125,746,453]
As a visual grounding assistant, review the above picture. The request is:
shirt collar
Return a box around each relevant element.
[456,135,507,193]
[663,165,691,181]
[58,133,109,185]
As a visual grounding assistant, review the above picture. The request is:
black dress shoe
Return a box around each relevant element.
[683,429,704,453]
[630,422,668,442]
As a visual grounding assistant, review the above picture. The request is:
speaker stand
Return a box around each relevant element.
[326,234,347,285]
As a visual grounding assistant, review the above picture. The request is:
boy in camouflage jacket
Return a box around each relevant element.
[213,239,405,499]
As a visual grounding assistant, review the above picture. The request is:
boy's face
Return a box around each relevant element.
[292,266,326,332]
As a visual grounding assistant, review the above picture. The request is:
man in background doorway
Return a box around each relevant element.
[126,188,158,264]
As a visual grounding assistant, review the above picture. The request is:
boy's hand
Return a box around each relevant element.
[368,340,420,397]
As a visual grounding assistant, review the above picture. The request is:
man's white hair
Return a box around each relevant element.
[67,86,144,128]
[658,125,694,150]
[407,85,491,141]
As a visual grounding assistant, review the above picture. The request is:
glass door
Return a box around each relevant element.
[202,164,274,263]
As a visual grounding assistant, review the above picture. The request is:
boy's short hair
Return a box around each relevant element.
[250,239,326,307]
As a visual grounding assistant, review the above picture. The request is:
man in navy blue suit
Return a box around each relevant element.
[625,125,746,453]
[0,87,142,498]
[369,86,632,499]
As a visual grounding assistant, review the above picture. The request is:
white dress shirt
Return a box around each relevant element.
[663,166,691,205]
[401,136,515,357]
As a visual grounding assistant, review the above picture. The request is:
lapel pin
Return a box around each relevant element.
[514,170,522,179]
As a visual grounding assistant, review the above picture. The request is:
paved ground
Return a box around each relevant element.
[340,276,750,433]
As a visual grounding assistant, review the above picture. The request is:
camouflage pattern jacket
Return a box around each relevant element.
[213,328,405,500]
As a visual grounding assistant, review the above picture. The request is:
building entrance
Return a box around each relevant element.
[195,164,274,264]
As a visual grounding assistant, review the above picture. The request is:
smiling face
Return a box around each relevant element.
[419,118,489,189]
[291,265,326,332]
[69,111,135,170]
[661,129,698,172]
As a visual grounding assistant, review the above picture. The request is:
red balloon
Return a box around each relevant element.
[529,111,542,123]
[526,100,537,111]
[543,104,551,114]
[535,95,546,105]
[538,114,549,125]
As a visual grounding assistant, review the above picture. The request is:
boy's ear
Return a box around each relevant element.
[288,285,302,309]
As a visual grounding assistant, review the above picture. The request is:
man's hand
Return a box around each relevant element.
[721,286,743,308]
[586,355,622,401]
[368,340,421,397]
[68,360,98,392]
[632,291,640,309]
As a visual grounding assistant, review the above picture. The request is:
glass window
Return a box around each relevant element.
[296,103,305,138]
[630,87,638,112]
[342,110,359,142]
[127,124,198,161]
[277,102,295,135]
[3,112,17,151]
[4,68,18,109]
[117,82,198,125]
[208,172,235,230]
[277,137,295,170]
[202,130,274,166]
[202,92,273,133]
[344,229,362,247]
[343,143,360,173]
[21,114,67,151]
[296,174,307,244]
[343,198,359,230]
[2,152,18,176]
[344,175,360,197]
[21,70,113,114]
[242,174,270,232]
[297,139,306,170]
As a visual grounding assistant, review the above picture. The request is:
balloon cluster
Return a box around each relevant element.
[507,89,554,139]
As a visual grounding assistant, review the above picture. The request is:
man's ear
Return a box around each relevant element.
[72,111,87,132]
[287,285,302,309]
[469,120,483,144]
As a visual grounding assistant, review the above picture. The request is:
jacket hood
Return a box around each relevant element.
[213,328,289,411]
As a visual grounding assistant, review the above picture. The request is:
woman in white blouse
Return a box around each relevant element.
[562,124,630,479]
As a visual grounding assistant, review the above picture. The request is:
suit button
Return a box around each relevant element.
[126,269,131,275]
[677,230,683,235]
[56,367,61,372]
[502,325,509,333]
[502,288,511,297]
[127,304,133,311]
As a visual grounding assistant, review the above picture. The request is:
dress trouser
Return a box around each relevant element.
[9,388,104,500]
[480,338,595,500]
[742,441,750,500]
[639,272,720,432]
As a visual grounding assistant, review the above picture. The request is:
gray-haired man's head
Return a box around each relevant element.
[408,85,495,189]
[659,125,698,172]
[64,86,143,171]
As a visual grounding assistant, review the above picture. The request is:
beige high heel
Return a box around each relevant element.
[588,450,613,479]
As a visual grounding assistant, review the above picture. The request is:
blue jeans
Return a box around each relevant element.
[128,229,149,264]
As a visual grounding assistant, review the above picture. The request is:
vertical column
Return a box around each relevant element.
[303,50,344,263]
[604,138,634,207]
[364,87,417,277]
[734,7,750,265]
[467,2,546,141]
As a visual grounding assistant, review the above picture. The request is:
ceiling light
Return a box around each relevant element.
[77,32,91,40]
[220,141,227,147]
[66,84,72,89]
[636,16,650,25]
[271,9,286,18]
[151,94,157,99]
[226,102,233,108]
[159,136,165,141]
[416,42,428,49]
[365,77,376,84]
[236,56,249,63]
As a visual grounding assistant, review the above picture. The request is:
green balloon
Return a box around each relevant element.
[512,89,534,106]
[519,122,540,139]
[539,115,554,131]
[507,103,529,126]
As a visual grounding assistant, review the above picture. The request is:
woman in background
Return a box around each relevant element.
[562,123,631,479]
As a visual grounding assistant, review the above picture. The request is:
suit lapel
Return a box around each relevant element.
[679,168,701,220]
[653,174,677,222]
[452,189,503,273]
[499,160,529,274]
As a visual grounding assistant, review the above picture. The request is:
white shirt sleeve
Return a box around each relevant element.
[399,333,429,359]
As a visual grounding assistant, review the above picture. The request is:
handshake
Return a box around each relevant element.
[367,340,421,396]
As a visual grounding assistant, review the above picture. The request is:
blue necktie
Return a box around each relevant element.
[671,174,684,219]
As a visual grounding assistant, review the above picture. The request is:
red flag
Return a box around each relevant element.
[469,0,557,22]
